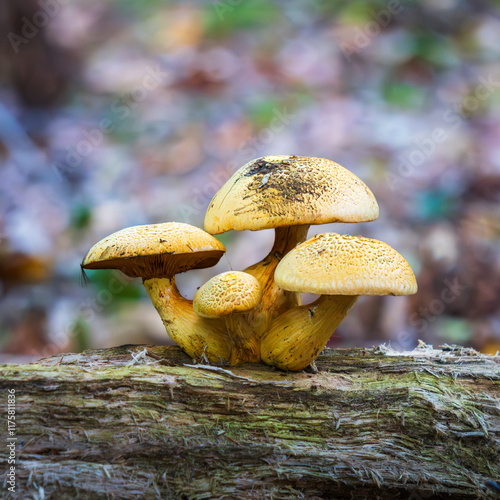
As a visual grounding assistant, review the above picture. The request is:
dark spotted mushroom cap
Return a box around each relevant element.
[275,233,417,296]
[82,222,225,279]
[193,271,263,318]
[204,155,379,234]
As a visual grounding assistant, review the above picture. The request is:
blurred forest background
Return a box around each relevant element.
[1,0,499,363]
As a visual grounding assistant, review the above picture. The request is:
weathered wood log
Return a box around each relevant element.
[1,343,499,499]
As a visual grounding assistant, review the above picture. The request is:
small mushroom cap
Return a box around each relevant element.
[82,222,225,279]
[193,271,263,318]
[275,233,417,296]
[205,155,379,234]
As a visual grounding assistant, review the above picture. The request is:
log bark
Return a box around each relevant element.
[1,343,499,499]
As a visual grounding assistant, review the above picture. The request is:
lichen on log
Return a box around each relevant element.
[0,343,499,499]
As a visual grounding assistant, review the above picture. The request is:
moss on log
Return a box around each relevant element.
[0,343,499,499]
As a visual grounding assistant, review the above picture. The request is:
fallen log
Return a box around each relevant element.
[1,343,499,499]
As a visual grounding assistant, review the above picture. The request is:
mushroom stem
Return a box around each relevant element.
[225,315,261,365]
[143,277,232,363]
[261,295,359,371]
[243,225,310,336]
[272,225,311,255]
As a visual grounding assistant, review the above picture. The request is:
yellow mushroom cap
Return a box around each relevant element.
[275,233,417,296]
[193,271,263,318]
[82,222,225,279]
[205,155,379,234]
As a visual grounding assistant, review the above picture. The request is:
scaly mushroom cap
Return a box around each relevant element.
[205,155,379,234]
[82,222,225,280]
[194,271,263,318]
[275,233,417,296]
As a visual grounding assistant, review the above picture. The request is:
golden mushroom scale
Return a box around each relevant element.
[275,233,418,296]
[194,271,262,318]
[83,222,225,279]
[194,271,262,364]
[205,155,379,233]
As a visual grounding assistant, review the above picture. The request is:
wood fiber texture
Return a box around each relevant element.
[0,344,499,499]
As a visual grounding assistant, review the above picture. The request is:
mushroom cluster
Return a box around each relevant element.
[82,155,417,370]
